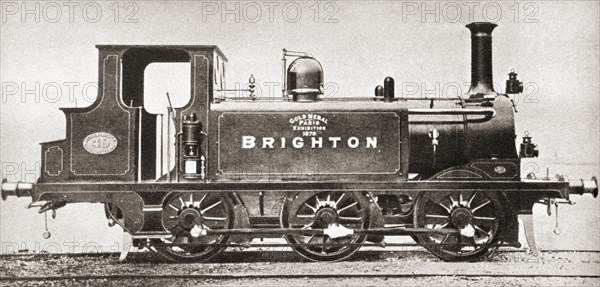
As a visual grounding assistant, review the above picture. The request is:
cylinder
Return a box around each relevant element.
[466,22,497,97]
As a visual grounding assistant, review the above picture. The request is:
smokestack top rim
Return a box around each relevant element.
[466,22,498,35]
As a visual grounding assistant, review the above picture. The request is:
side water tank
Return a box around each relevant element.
[287,57,324,102]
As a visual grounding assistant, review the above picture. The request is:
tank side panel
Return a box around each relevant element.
[217,112,401,178]
[208,101,409,182]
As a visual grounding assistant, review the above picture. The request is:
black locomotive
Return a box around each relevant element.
[1,22,597,262]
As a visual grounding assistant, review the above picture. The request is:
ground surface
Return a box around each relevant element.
[1,250,599,286]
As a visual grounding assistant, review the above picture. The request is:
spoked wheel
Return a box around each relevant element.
[154,192,234,263]
[281,191,370,262]
[414,191,503,262]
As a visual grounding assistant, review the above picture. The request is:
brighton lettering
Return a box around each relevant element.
[242,136,377,149]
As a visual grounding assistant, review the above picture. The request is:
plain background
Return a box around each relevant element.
[1,1,598,253]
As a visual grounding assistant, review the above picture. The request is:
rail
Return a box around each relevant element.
[2,273,597,283]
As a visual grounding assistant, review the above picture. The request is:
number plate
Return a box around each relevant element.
[83,132,118,155]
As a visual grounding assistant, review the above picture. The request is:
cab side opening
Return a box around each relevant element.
[121,48,191,181]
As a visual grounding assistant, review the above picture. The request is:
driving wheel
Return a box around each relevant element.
[154,192,234,263]
[414,190,503,261]
[281,191,370,262]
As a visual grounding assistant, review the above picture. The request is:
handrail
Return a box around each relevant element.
[408,107,496,124]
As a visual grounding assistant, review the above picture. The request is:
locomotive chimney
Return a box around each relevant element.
[466,22,497,97]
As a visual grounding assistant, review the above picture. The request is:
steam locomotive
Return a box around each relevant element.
[1,22,597,262]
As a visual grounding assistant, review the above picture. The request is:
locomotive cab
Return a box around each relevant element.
[38,45,227,183]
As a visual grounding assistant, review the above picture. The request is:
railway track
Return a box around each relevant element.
[2,250,598,286]
[2,272,599,282]
[1,248,598,259]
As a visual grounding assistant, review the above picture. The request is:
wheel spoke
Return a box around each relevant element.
[201,200,222,214]
[304,202,317,213]
[337,202,357,214]
[426,214,448,218]
[473,224,492,238]
[473,216,497,227]
[448,195,458,208]
[179,197,186,208]
[467,191,479,208]
[338,216,362,221]
[202,216,226,221]
[471,200,490,213]
[169,204,179,211]
[334,193,345,208]
[473,216,496,221]
[197,194,208,207]
[436,220,450,229]
[435,201,452,214]
[440,234,451,246]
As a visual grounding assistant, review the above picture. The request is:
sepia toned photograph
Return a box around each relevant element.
[1,1,598,286]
